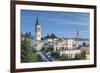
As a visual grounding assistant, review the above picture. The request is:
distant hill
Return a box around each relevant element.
[65,38,89,41]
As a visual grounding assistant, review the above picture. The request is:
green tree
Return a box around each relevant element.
[42,33,58,39]
[60,54,69,61]
[24,32,32,39]
[80,51,86,59]
[41,47,46,51]
[47,47,54,52]
[74,53,81,60]
[83,42,86,46]
[21,37,42,62]
[51,52,59,59]
[50,33,57,38]
[21,32,43,62]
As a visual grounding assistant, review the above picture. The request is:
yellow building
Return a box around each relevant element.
[54,39,76,51]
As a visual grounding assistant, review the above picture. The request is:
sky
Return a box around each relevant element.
[21,9,90,39]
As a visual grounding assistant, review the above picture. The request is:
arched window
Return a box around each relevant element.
[37,27,40,32]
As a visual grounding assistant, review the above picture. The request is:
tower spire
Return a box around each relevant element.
[35,17,40,26]
[76,30,79,39]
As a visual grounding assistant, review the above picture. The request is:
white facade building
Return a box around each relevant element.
[59,50,81,58]
[53,39,76,51]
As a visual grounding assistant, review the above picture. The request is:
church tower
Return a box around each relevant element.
[35,18,41,41]
[76,30,79,39]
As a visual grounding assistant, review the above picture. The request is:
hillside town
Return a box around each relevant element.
[31,18,90,62]
[21,17,90,63]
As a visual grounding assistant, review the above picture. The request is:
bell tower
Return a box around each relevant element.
[35,18,41,41]
[76,30,79,39]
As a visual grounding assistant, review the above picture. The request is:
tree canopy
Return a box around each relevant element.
[42,33,58,40]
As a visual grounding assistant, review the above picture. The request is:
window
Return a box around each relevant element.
[37,27,40,31]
